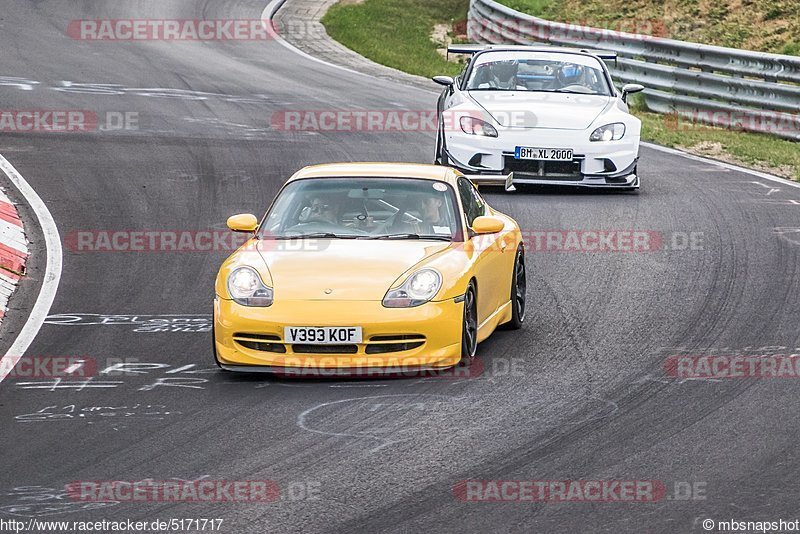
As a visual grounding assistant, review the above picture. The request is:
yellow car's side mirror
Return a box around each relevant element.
[471,215,504,235]
[227,213,258,233]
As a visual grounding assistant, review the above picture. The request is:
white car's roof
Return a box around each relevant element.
[471,49,607,69]
[448,44,616,60]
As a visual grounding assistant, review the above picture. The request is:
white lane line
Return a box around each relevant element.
[64,360,84,375]
[642,142,800,190]
[0,153,63,384]
[751,181,781,195]
[260,0,437,95]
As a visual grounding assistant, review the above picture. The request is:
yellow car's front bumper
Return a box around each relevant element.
[213,297,464,374]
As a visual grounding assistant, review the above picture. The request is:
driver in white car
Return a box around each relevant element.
[474,60,526,90]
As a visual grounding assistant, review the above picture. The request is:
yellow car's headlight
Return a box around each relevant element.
[227,266,273,307]
[383,268,442,308]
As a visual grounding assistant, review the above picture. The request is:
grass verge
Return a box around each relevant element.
[322,0,470,78]
[322,0,800,180]
[496,0,800,55]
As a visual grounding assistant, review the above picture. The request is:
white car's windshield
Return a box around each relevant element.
[466,51,612,95]
[260,177,461,240]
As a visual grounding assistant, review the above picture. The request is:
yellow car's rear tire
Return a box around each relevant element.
[459,282,478,365]
[501,247,526,330]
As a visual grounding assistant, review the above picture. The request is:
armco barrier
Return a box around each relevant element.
[467,0,800,140]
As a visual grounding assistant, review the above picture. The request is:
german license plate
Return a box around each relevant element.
[515,147,573,161]
[284,326,363,344]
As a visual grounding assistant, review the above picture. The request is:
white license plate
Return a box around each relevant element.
[284,326,363,344]
[515,147,574,161]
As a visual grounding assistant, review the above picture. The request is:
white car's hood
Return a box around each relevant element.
[468,91,612,130]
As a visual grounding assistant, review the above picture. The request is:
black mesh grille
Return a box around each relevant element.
[236,340,286,353]
[365,342,425,354]
[369,335,426,342]
[233,333,281,341]
[504,157,582,179]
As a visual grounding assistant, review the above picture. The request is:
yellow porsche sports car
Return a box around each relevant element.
[213,162,526,375]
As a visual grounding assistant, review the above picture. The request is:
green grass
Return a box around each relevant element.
[500,0,554,16]
[628,96,800,180]
[322,0,800,180]
[322,0,470,78]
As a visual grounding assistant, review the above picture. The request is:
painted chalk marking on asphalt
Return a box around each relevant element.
[0,486,118,518]
[0,477,211,517]
[297,394,459,452]
[774,228,800,246]
[0,153,62,385]
[15,404,181,423]
[44,313,211,332]
[751,181,781,195]
[11,363,228,392]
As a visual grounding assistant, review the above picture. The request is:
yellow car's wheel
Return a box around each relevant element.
[502,247,526,330]
[460,282,478,365]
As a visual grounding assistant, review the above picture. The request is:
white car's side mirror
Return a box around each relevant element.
[432,76,455,87]
[621,83,644,102]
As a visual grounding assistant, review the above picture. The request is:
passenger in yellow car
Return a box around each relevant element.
[415,196,445,234]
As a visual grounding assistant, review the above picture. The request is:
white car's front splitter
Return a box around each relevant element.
[443,127,640,188]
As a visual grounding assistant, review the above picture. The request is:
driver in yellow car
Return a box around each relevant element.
[308,196,340,224]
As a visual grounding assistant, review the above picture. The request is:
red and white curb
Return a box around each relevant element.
[0,186,28,322]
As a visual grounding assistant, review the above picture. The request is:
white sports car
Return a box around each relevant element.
[433,45,644,190]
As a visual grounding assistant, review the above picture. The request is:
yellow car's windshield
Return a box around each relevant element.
[260,177,461,241]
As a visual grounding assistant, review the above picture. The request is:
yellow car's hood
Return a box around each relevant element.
[256,239,451,301]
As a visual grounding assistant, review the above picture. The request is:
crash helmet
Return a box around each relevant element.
[490,60,518,83]
[557,63,584,85]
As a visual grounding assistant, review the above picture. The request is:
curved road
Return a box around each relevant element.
[1,1,800,532]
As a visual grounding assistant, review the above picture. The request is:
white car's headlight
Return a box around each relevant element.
[383,269,443,308]
[590,123,626,142]
[460,116,498,137]
[227,266,273,307]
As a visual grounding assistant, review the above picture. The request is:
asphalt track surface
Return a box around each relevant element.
[2,2,800,533]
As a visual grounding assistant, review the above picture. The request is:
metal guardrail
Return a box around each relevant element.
[467,0,800,140]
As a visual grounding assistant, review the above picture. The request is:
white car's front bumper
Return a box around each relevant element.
[444,127,640,188]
